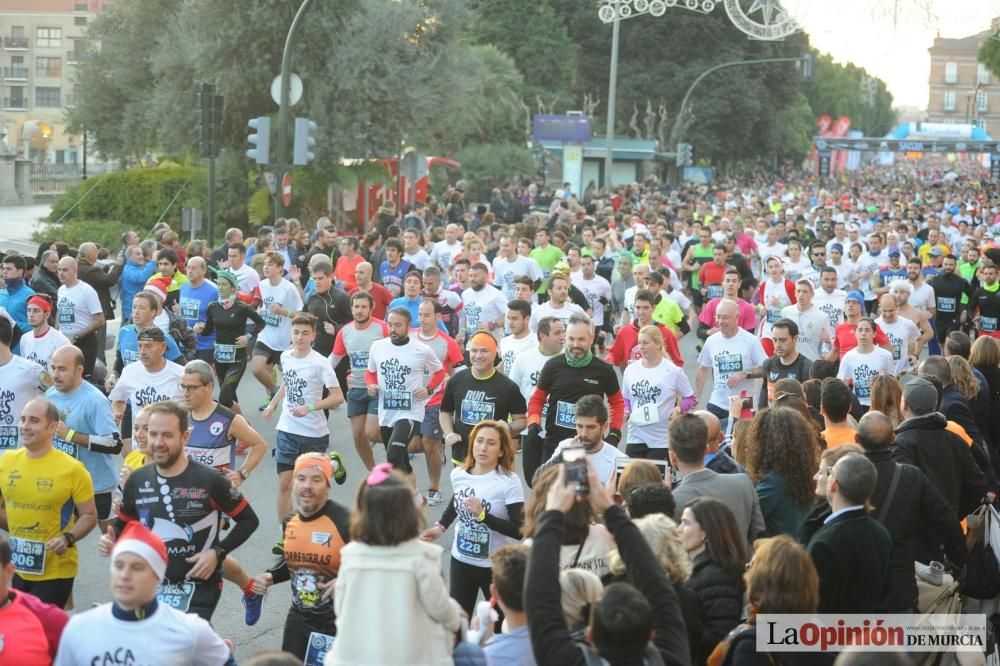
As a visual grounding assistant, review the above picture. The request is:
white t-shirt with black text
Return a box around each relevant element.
[277,349,341,438]
[109,361,185,431]
[56,281,102,339]
[697,328,767,410]
[875,316,921,374]
[257,278,303,352]
[837,347,894,406]
[20,327,70,371]
[368,336,443,426]
[449,468,524,567]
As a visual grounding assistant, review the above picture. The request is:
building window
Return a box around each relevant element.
[35,86,60,107]
[978,91,989,112]
[979,63,992,86]
[35,57,61,77]
[35,28,62,49]
[74,2,87,10]
[944,90,956,111]
[74,17,87,26]
[11,26,24,40]
[6,86,25,107]
[945,62,958,84]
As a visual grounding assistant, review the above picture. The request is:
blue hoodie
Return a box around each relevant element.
[120,259,156,320]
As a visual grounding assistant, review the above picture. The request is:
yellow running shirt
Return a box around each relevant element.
[0,447,93,581]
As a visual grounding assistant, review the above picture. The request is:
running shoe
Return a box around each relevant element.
[427,490,444,506]
[243,590,266,626]
[258,388,278,411]
[329,451,347,485]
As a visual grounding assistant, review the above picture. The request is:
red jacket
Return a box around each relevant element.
[605,321,683,368]
[752,279,797,307]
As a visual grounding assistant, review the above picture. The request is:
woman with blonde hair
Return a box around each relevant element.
[616,459,665,507]
[710,535,826,665]
[608,513,703,663]
[622,324,696,459]
[557,568,603,637]
[869,375,903,428]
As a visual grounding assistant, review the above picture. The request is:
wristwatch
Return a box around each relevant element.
[212,545,228,561]
[237,469,248,481]
[62,532,76,547]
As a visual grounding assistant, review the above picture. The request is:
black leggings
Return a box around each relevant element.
[282,611,337,660]
[522,430,544,488]
[381,419,420,473]
[449,557,494,617]
[214,359,247,408]
[77,331,98,381]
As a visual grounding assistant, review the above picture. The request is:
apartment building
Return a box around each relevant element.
[927,19,1000,135]
[0,0,110,163]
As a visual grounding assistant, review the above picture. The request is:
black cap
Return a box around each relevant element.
[137,327,166,343]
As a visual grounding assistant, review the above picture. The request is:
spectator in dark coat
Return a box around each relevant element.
[679,497,748,660]
[806,453,893,613]
[856,411,967,611]
[30,249,61,301]
[892,375,989,523]
[524,466,689,666]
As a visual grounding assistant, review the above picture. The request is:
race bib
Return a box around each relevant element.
[305,632,336,666]
[982,316,998,333]
[854,375,872,399]
[383,389,413,411]
[706,284,723,299]
[122,349,139,366]
[555,400,576,430]
[53,436,77,457]
[262,309,281,327]
[0,425,17,449]
[58,306,75,325]
[629,403,659,427]
[214,343,237,364]
[348,351,369,369]
[457,522,490,561]
[180,297,200,320]
[715,352,744,377]
[890,338,902,360]
[185,445,231,469]
[937,297,956,313]
[766,307,782,324]
[157,581,196,612]
[460,398,495,426]
[10,537,45,576]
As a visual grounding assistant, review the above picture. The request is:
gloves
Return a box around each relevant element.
[607,428,622,446]
[525,423,541,440]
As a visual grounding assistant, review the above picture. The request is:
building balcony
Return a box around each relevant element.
[3,37,28,50]
[4,97,28,110]
[36,67,61,79]
[66,50,83,64]
[4,66,28,80]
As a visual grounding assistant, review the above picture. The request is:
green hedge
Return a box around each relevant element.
[32,218,136,250]
[47,166,207,228]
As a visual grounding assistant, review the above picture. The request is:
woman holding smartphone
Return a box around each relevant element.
[622,325,697,460]
[421,420,524,616]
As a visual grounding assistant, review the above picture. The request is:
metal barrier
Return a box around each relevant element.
[29,162,116,194]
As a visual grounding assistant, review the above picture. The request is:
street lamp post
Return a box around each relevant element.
[275,0,316,221]
[597,0,799,189]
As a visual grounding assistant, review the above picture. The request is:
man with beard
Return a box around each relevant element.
[99,400,260,621]
[930,254,974,344]
[251,453,350,662]
[527,314,624,460]
[460,262,507,348]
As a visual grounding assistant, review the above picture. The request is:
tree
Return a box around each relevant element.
[800,53,896,137]
[467,0,577,102]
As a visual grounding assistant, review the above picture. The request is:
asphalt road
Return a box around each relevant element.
[62,327,711,658]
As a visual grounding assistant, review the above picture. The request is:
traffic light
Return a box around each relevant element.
[293,117,317,166]
[246,117,271,165]
[676,143,693,167]
[800,52,815,82]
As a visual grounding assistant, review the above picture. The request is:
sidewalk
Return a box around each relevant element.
[0,204,51,255]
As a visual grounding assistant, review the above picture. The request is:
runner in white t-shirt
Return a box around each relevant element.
[0,315,44,451]
[108,328,184,436]
[875,294,921,375]
[20,294,70,372]
[430,225,464,275]
[836,317,894,406]
[622,324,695,459]
[252,252,304,405]
[695,300,767,417]
[227,243,261,296]
[498,299,537,373]
[56,256,104,379]
[812,267,848,331]
[460,264,507,346]
[366,307,445,473]
[573,255,613,331]
[536,394,628,486]
[529,274,586,332]
[492,235,543,300]
[263,312,346,521]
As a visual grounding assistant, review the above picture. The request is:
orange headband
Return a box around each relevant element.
[468,331,497,354]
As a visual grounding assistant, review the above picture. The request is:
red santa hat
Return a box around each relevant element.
[143,276,172,302]
[112,522,168,581]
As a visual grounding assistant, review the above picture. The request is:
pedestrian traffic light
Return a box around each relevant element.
[293,117,317,166]
[676,143,693,167]
[246,117,271,165]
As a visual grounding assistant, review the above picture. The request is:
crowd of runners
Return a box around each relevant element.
[2,162,1000,664]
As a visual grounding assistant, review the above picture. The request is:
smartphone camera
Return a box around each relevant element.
[561,444,589,496]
